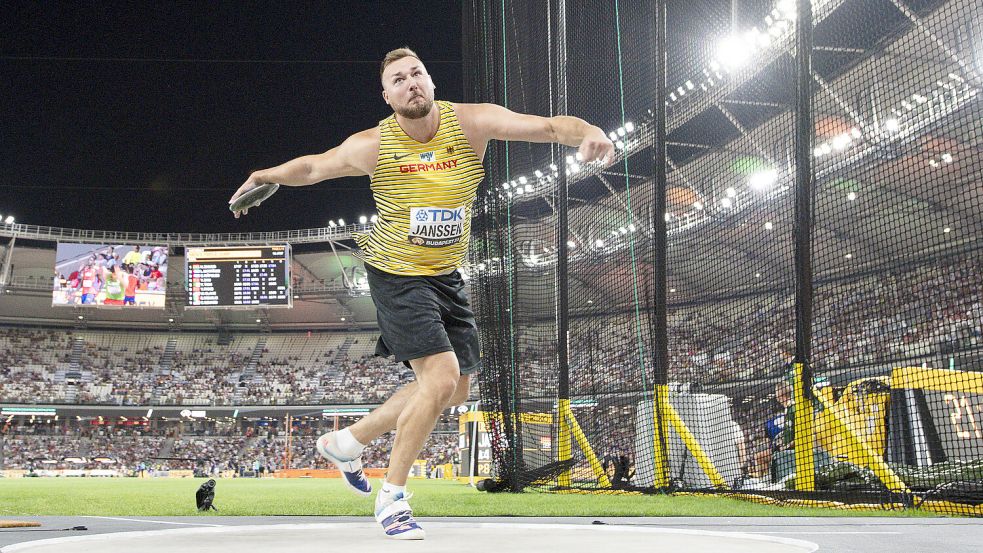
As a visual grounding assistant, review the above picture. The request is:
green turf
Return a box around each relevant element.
[0,478,938,517]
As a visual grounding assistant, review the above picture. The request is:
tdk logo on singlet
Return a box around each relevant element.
[414,207,463,222]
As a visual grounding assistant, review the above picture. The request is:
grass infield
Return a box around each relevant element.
[0,478,937,517]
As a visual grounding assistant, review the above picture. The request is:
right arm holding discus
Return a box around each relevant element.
[228,128,380,218]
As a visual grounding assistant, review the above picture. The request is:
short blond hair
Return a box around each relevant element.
[380,47,421,80]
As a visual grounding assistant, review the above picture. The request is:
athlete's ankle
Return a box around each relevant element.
[333,428,366,459]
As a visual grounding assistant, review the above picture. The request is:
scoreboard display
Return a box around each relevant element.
[185,245,292,308]
[889,366,983,465]
[925,390,983,462]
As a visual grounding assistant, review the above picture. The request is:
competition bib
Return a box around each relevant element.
[106,280,122,295]
[408,206,465,247]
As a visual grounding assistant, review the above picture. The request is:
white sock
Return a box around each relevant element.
[380,480,406,499]
[334,428,365,460]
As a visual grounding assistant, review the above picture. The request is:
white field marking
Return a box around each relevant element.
[749,531,902,535]
[79,516,224,527]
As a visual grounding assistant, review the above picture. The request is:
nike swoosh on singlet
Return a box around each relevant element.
[392,153,413,161]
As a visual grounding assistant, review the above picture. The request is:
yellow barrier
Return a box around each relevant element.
[652,384,670,488]
[793,362,816,491]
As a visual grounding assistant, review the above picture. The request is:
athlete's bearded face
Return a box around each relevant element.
[382,56,436,120]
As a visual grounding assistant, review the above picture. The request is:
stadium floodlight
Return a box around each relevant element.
[664,213,672,222]
[721,197,734,209]
[255,319,261,323]
[518,176,527,185]
[847,192,858,201]
[611,230,619,237]
[534,169,543,178]
[777,0,796,19]
[77,315,84,320]
[338,218,345,226]
[832,134,851,151]
[941,153,953,163]
[595,239,605,248]
[524,185,533,193]
[624,121,634,132]
[4,216,13,224]
[328,220,337,227]
[627,223,636,232]
[566,240,576,249]
[813,146,826,158]
[764,222,774,230]
[618,227,628,235]
[615,140,625,150]
[670,288,676,293]
[883,118,900,132]
[570,163,581,172]
[609,131,618,141]
[370,214,378,223]
[693,201,704,210]
[716,35,753,70]
[617,127,626,137]
[748,168,778,192]
[340,317,346,321]
[725,187,737,198]
[755,273,761,278]
[359,215,367,224]
[845,253,853,259]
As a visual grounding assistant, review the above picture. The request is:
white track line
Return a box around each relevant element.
[80,516,224,527]
[750,531,901,535]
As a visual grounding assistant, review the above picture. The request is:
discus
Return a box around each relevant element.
[230,183,280,213]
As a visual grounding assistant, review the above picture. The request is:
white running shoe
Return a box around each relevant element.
[375,490,425,540]
[315,432,372,496]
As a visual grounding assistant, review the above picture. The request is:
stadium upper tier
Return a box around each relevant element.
[0,328,417,406]
[1,254,979,406]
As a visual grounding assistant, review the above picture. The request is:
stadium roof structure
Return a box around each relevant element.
[1,0,980,328]
[478,0,981,313]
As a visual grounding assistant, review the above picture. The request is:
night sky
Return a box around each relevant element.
[1,2,463,233]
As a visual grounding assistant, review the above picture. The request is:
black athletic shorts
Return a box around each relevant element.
[365,262,482,375]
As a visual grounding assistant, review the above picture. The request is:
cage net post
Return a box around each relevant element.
[464,0,983,516]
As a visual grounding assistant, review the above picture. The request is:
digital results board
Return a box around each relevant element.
[185,245,291,308]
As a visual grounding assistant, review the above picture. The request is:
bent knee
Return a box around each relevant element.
[425,376,459,403]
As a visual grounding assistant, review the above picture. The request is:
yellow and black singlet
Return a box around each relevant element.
[354,100,485,276]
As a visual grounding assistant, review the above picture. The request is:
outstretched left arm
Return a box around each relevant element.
[455,102,614,164]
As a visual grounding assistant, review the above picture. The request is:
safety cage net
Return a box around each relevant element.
[461,0,983,516]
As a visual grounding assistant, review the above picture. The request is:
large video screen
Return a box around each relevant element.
[185,245,291,308]
[53,243,168,308]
